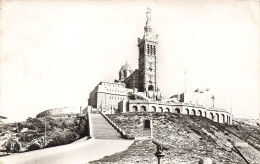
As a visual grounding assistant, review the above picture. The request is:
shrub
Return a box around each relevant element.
[133,118,141,124]
[49,120,57,129]
[74,118,79,126]
[26,117,33,123]
[224,131,229,136]
[27,143,41,151]
[153,112,162,117]
[125,134,135,140]
[47,131,78,147]
[115,119,122,124]
[25,118,44,130]
[4,139,21,153]
[62,121,68,129]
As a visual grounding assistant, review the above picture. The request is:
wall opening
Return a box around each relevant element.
[216,113,219,123]
[152,106,156,112]
[144,120,151,129]
[148,85,154,91]
[166,108,170,112]
[175,108,180,114]
[192,109,196,115]
[140,106,146,112]
[210,113,214,120]
[221,114,225,123]
[186,108,189,115]
[132,106,138,112]
[198,110,202,116]
[227,115,229,124]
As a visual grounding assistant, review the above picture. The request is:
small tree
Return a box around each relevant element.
[26,117,33,123]
[16,122,23,132]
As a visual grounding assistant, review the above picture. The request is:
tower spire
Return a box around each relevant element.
[146,6,152,26]
[144,7,152,37]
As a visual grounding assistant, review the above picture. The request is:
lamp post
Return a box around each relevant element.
[44,114,46,148]
[211,95,215,108]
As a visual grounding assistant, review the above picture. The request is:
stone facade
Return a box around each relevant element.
[88,81,132,112]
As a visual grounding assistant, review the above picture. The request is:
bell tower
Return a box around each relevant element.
[138,7,159,92]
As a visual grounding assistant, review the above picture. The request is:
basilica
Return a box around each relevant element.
[87,8,232,125]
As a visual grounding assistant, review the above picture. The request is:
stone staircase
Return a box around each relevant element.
[90,113,122,139]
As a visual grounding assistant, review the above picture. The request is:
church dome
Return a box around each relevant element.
[119,62,133,81]
[120,62,132,71]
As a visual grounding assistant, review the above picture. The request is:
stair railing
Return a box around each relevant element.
[100,112,131,139]
[87,111,93,138]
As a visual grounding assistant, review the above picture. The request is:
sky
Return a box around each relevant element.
[0,0,259,122]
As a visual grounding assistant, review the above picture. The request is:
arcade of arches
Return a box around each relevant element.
[129,104,232,124]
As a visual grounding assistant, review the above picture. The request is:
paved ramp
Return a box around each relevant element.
[90,113,122,139]
[0,139,134,164]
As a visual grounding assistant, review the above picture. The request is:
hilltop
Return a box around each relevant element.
[90,113,260,164]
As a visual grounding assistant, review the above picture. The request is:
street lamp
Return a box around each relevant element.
[44,114,47,148]
[211,95,215,108]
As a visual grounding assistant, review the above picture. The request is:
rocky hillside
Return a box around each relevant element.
[0,117,80,156]
[90,113,260,164]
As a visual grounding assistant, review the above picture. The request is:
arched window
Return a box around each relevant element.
[221,114,225,123]
[166,108,170,112]
[175,108,180,114]
[198,110,202,116]
[216,113,219,123]
[140,106,146,112]
[132,106,138,112]
[152,106,156,112]
[227,115,229,124]
[210,113,214,120]
[159,107,163,112]
[186,108,189,115]
[148,85,154,91]
[192,109,196,115]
